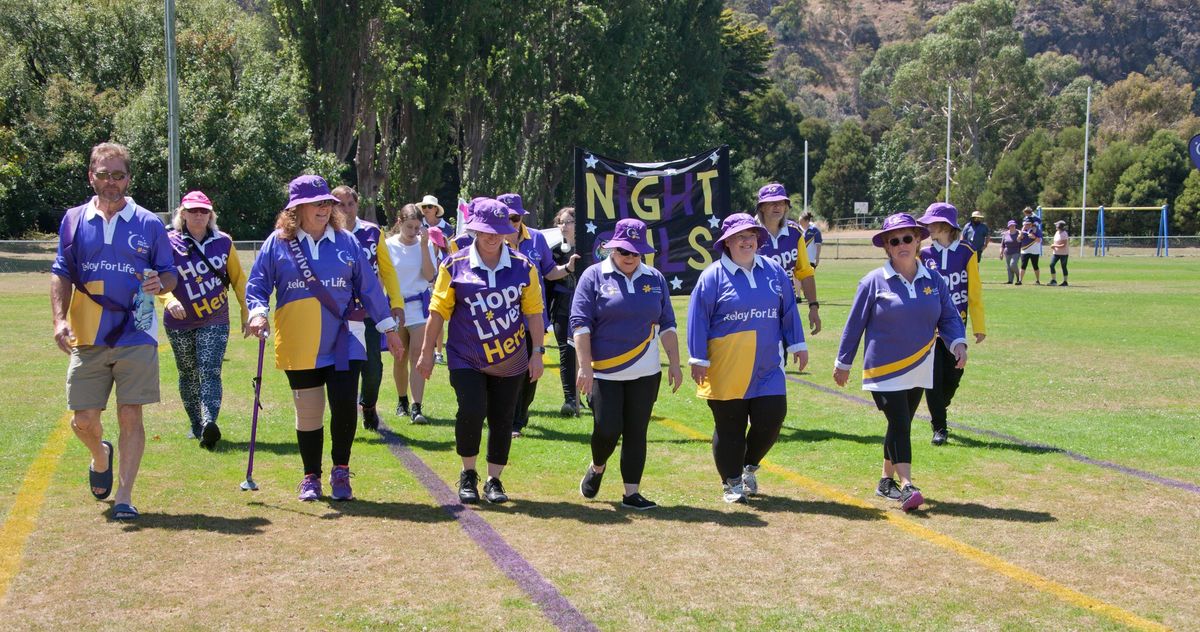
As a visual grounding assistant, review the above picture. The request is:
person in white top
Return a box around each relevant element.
[386,204,438,423]
[1049,220,1070,287]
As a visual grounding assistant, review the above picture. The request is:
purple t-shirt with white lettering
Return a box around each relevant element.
[164,230,235,331]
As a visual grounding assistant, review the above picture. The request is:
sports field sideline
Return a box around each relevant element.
[1,255,1196,630]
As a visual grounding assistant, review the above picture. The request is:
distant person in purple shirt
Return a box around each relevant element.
[833,213,967,512]
[498,193,575,437]
[50,142,178,521]
[417,198,546,504]
[160,189,249,449]
[999,220,1021,284]
[573,218,683,510]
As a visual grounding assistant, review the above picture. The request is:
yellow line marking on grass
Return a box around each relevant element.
[0,413,72,605]
[657,417,1170,632]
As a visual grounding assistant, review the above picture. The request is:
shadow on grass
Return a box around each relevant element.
[751,494,885,521]
[498,498,769,527]
[523,423,703,446]
[915,500,1057,523]
[778,425,885,446]
[216,440,298,456]
[362,432,454,452]
[316,499,455,523]
[116,511,271,534]
[948,433,1062,455]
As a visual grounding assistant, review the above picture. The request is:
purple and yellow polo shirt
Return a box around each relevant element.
[570,257,676,381]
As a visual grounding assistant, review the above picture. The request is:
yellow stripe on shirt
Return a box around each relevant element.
[592,325,657,371]
[68,280,105,347]
[862,336,936,379]
[696,330,756,400]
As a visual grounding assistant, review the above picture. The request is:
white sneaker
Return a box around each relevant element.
[722,478,748,504]
[742,464,760,496]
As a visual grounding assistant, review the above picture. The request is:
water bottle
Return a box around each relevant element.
[133,268,156,332]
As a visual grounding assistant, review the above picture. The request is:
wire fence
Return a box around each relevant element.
[3,235,1199,274]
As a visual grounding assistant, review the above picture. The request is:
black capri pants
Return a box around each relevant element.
[706,395,788,482]
[589,372,661,485]
[1050,254,1068,276]
[1020,253,1040,270]
[285,360,364,476]
[871,387,924,465]
[449,368,525,465]
[925,338,963,433]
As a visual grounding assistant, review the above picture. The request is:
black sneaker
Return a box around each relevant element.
[395,399,409,417]
[458,469,480,504]
[410,403,428,425]
[362,406,380,431]
[900,484,925,512]
[579,465,604,499]
[199,422,221,450]
[1060,280,1068,287]
[559,400,579,417]
[931,429,948,446]
[875,477,902,501]
[1015,281,1022,285]
[1048,279,1058,286]
[483,477,508,504]
[621,492,657,510]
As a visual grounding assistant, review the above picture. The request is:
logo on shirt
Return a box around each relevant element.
[768,276,783,295]
[336,249,354,266]
[723,307,778,322]
[126,233,150,255]
[599,282,621,297]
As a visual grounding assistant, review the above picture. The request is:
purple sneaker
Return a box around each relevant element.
[297,474,322,501]
[900,484,924,512]
[330,465,354,501]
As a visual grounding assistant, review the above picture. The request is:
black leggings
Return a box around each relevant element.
[590,373,661,485]
[925,338,963,433]
[285,360,364,476]
[871,387,924,465]
[552,303,577,405]
[1021,253,1040,270]
[1050,254,1068,277]
[707,395,788,482]
[512,331,538,431]
[359,318,382,408]
[449,369,525,465]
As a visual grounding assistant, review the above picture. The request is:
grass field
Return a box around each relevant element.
[0,255,1197,631]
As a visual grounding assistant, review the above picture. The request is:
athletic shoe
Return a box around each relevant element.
[395,400,409,417]
[434,352,445,365]
[900,484,924,512]
[297,474,322,502]
[621,493,658,510]
[722,478,748,504]
[483,477,509,504]
[742,464,760,496]
[875,477,902,501]
[409,403,429,425]
[330,465,354,501]
[1015,281,1022,285]
[931,429,948,446]
[189,422,202,439]
[1060,281,1068,287]
[1036,281,1042,285]
[199,422,222,450]
[1048,279,1058,286]
[579,465,604,499]
[560,400,579,417]
[458,469,480,504]
[1005,281,1013,285]
[511,430,522,438]
[362,406,380,431]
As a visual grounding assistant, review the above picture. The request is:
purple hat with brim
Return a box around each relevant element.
[284,174,339,210]
[603,218,656,255]
[713,213,770,253]
[1007,220,1018,228]
[756,182,790,206]
[872,213,929,247]
[497,193,528,216]
[917,202,959,228]
[464,198,517,235]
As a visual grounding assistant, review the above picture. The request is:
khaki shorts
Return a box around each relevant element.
[66,344,160,410]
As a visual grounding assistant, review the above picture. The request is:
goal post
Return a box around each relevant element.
[1037,205,1170,257]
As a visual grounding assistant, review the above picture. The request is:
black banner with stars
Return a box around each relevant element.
[573,146,731,295]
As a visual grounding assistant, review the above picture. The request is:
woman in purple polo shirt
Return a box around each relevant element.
[246,175,404,502]
[833,213,967,511]
[688,214,808,504]
[572,218,683,510]
[416,197,546,505]
[160,190,249,449]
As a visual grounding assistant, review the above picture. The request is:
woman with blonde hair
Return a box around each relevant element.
[160,190,249,447]
[246,175,404,501]
[385,203,438,423]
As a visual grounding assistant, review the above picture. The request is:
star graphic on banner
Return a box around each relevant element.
[626,168,638,177]
[923,286,933,295]
[709,151,720,164]
[708,216,720,228]
[584,154,599,169]
[670,277,683,290]
[586,221,597,234]
[665,168,677,175]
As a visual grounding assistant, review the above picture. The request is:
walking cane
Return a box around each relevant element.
[241,336,267,491]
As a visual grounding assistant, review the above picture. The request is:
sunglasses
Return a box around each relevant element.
[93,171,128,182]
[509,216,522,224]
[184,207,211,215]
[315,200,335,208]
[614,247,639,257]
[887,234,916,247]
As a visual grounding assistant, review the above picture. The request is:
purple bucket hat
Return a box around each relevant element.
[284,175,339,210]
[1007,220,1018,228]
[603,218,656,255]
[464,198,517,235]
[497,193,528,216]
[872,213,930,247]
[714,213,770,253]
[756,182,790,207]
[917,202,960,228]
